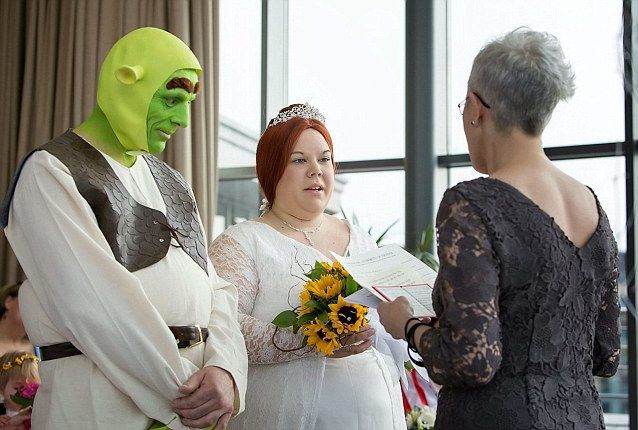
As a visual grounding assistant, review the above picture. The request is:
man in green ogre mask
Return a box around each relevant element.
[1,28,247,429]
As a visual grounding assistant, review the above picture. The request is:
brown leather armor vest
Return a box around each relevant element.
[1,131,208,274]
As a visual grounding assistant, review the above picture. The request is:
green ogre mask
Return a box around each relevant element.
[96,27,201,154]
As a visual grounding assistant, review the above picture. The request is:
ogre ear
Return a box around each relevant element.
[115,65,144,85]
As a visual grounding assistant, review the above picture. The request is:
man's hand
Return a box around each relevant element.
[171,366,235,429]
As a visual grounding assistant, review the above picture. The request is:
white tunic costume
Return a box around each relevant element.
[210,220,406,430]
[4,146,247,429]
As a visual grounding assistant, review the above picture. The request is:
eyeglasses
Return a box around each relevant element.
[457,92,491,115]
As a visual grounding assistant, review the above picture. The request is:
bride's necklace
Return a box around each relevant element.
[271,211,324,247]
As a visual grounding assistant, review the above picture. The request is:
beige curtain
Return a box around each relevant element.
[0,0,219,285]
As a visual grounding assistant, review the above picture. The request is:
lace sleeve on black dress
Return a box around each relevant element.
[419,188,502,387]
[593,238,621,377]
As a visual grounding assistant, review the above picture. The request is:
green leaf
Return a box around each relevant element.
[416,224,436,254]
[344,275,359,296]
[418,231,428,252]
[304,299,331,313]
[301,336,308,347]
[9,394,32,408]
[375,218,399,245]
[317,312,329,323]
[352,212,360,226]
[297,312,320,326]
[308,262,328,280]
[422,253,440,272]
[340,206,348,220]
[304,299,321,309]
[424,224,434,249]
[271,310,298,328]
[404,360,415,372]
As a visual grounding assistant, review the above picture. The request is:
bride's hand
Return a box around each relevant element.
[331,326,375,358]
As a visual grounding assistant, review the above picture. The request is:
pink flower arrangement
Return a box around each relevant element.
[10,381,40,407]
[18,382,39,399]
[9,382,39,430]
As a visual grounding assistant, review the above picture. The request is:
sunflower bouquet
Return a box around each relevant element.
[271,261,368,356]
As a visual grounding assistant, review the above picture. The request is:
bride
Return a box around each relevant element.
[209,103,406,429]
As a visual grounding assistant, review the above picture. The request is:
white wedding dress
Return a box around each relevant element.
[210,220,406,430]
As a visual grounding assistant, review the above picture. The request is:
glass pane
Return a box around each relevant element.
[446,0,624,154]
[214,179,261,238]
[288,0,405,162]
[335,171,405,247]
[596,307,629,417]
[447,156,628,416]
[553,158,626,253]
[219,0,261,167]
[447,165,484,187]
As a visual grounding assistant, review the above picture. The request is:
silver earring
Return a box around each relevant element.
[471,120,476,126]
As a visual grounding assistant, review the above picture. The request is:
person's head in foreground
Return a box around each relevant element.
[460,27,575,173]
[76,27,202,166]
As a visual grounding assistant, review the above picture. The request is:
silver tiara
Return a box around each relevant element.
[267,103,326,129]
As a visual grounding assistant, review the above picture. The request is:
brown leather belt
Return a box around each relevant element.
[39,325,209,361]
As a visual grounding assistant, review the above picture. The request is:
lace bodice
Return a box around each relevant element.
[419,178,620,430]
[209,219,377,364]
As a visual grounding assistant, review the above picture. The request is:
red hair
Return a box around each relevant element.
[256,104,334,205]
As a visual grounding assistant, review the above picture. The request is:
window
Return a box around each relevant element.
[219,0,261,169]
[337,171,405,246]
[287,0,406,240]
[217,1,635,426]
[288,0,405,162]
[218,0,406,242]
[445,0,624,154]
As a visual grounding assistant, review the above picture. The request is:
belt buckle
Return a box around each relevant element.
[186,325,204,349]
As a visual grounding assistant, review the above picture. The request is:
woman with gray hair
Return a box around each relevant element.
[378,28,620,429]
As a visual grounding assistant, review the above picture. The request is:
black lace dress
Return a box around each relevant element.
[420,178,620,430]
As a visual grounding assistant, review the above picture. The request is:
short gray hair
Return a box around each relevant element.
[468,28,575,136]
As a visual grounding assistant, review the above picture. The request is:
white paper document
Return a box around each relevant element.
[333,244,437,316]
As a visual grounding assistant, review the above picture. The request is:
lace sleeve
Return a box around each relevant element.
[593,239,621,377]
[209,232,315,364]
[419,189,502,387]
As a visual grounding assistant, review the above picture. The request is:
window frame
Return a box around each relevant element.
[217,2,636,427]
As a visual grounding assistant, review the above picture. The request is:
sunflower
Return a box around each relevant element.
[320,261,332,271]
[298,289,314,316]
[332,261,349,277]
[328,295,368,334]
[304,319,340,356]
[305,275,342,300]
